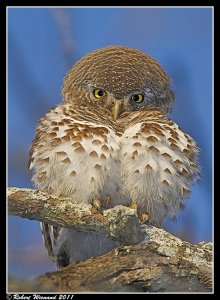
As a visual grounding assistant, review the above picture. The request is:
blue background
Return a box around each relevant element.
[8,7,213,279]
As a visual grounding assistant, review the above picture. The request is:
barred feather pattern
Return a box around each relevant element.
[30,104,199,268]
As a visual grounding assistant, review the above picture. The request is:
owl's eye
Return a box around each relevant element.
[93,89,107,99]
[130,94,144,103]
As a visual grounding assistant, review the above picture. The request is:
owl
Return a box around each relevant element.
[29,46,199,269]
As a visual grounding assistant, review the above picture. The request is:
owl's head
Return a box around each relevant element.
[62,46,174,120]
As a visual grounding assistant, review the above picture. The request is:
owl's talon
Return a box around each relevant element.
[129,203,138,211]
[91,198,102,212]
[103,194,111,209]
[139,212,149,224]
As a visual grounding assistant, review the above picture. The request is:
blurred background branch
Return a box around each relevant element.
[50,8,76,67]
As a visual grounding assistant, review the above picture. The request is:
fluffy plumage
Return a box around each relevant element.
[29,45,199,268]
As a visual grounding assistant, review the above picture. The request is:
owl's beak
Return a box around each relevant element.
[111,100,124,121]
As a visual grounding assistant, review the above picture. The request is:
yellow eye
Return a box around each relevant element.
[93,89,107,99]
[130,94,144,103]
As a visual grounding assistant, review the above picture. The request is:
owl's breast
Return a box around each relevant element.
[30,106,199,223]
[30,106,128,206]
[118,111,199,224]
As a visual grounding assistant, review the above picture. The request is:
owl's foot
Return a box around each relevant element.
[129,203,138,211]
[102,194,112,209]
[91,195,112,214]
[91,198,102,213]
[139,212,149,224]
[129,203,149,224]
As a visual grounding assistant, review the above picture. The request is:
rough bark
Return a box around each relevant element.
[7,187,143,245]
[7,187,213,293]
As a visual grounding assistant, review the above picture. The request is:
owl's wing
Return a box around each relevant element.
[40,223,70,268]
[121,109,200,225]
[41,222,120,269]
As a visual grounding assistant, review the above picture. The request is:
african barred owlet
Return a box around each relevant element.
[29,46,199,268]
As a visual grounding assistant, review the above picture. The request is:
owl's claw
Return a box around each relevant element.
[91,195,112,214]
[103,194,111,209]
[91,198,102,212]
[129,203,149,224]
[129,203,138,211]
[139,212,149,224]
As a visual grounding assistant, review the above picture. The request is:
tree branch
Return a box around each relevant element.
[7,187,213,293]
[37,232,212,293]
[7,187,144,245]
